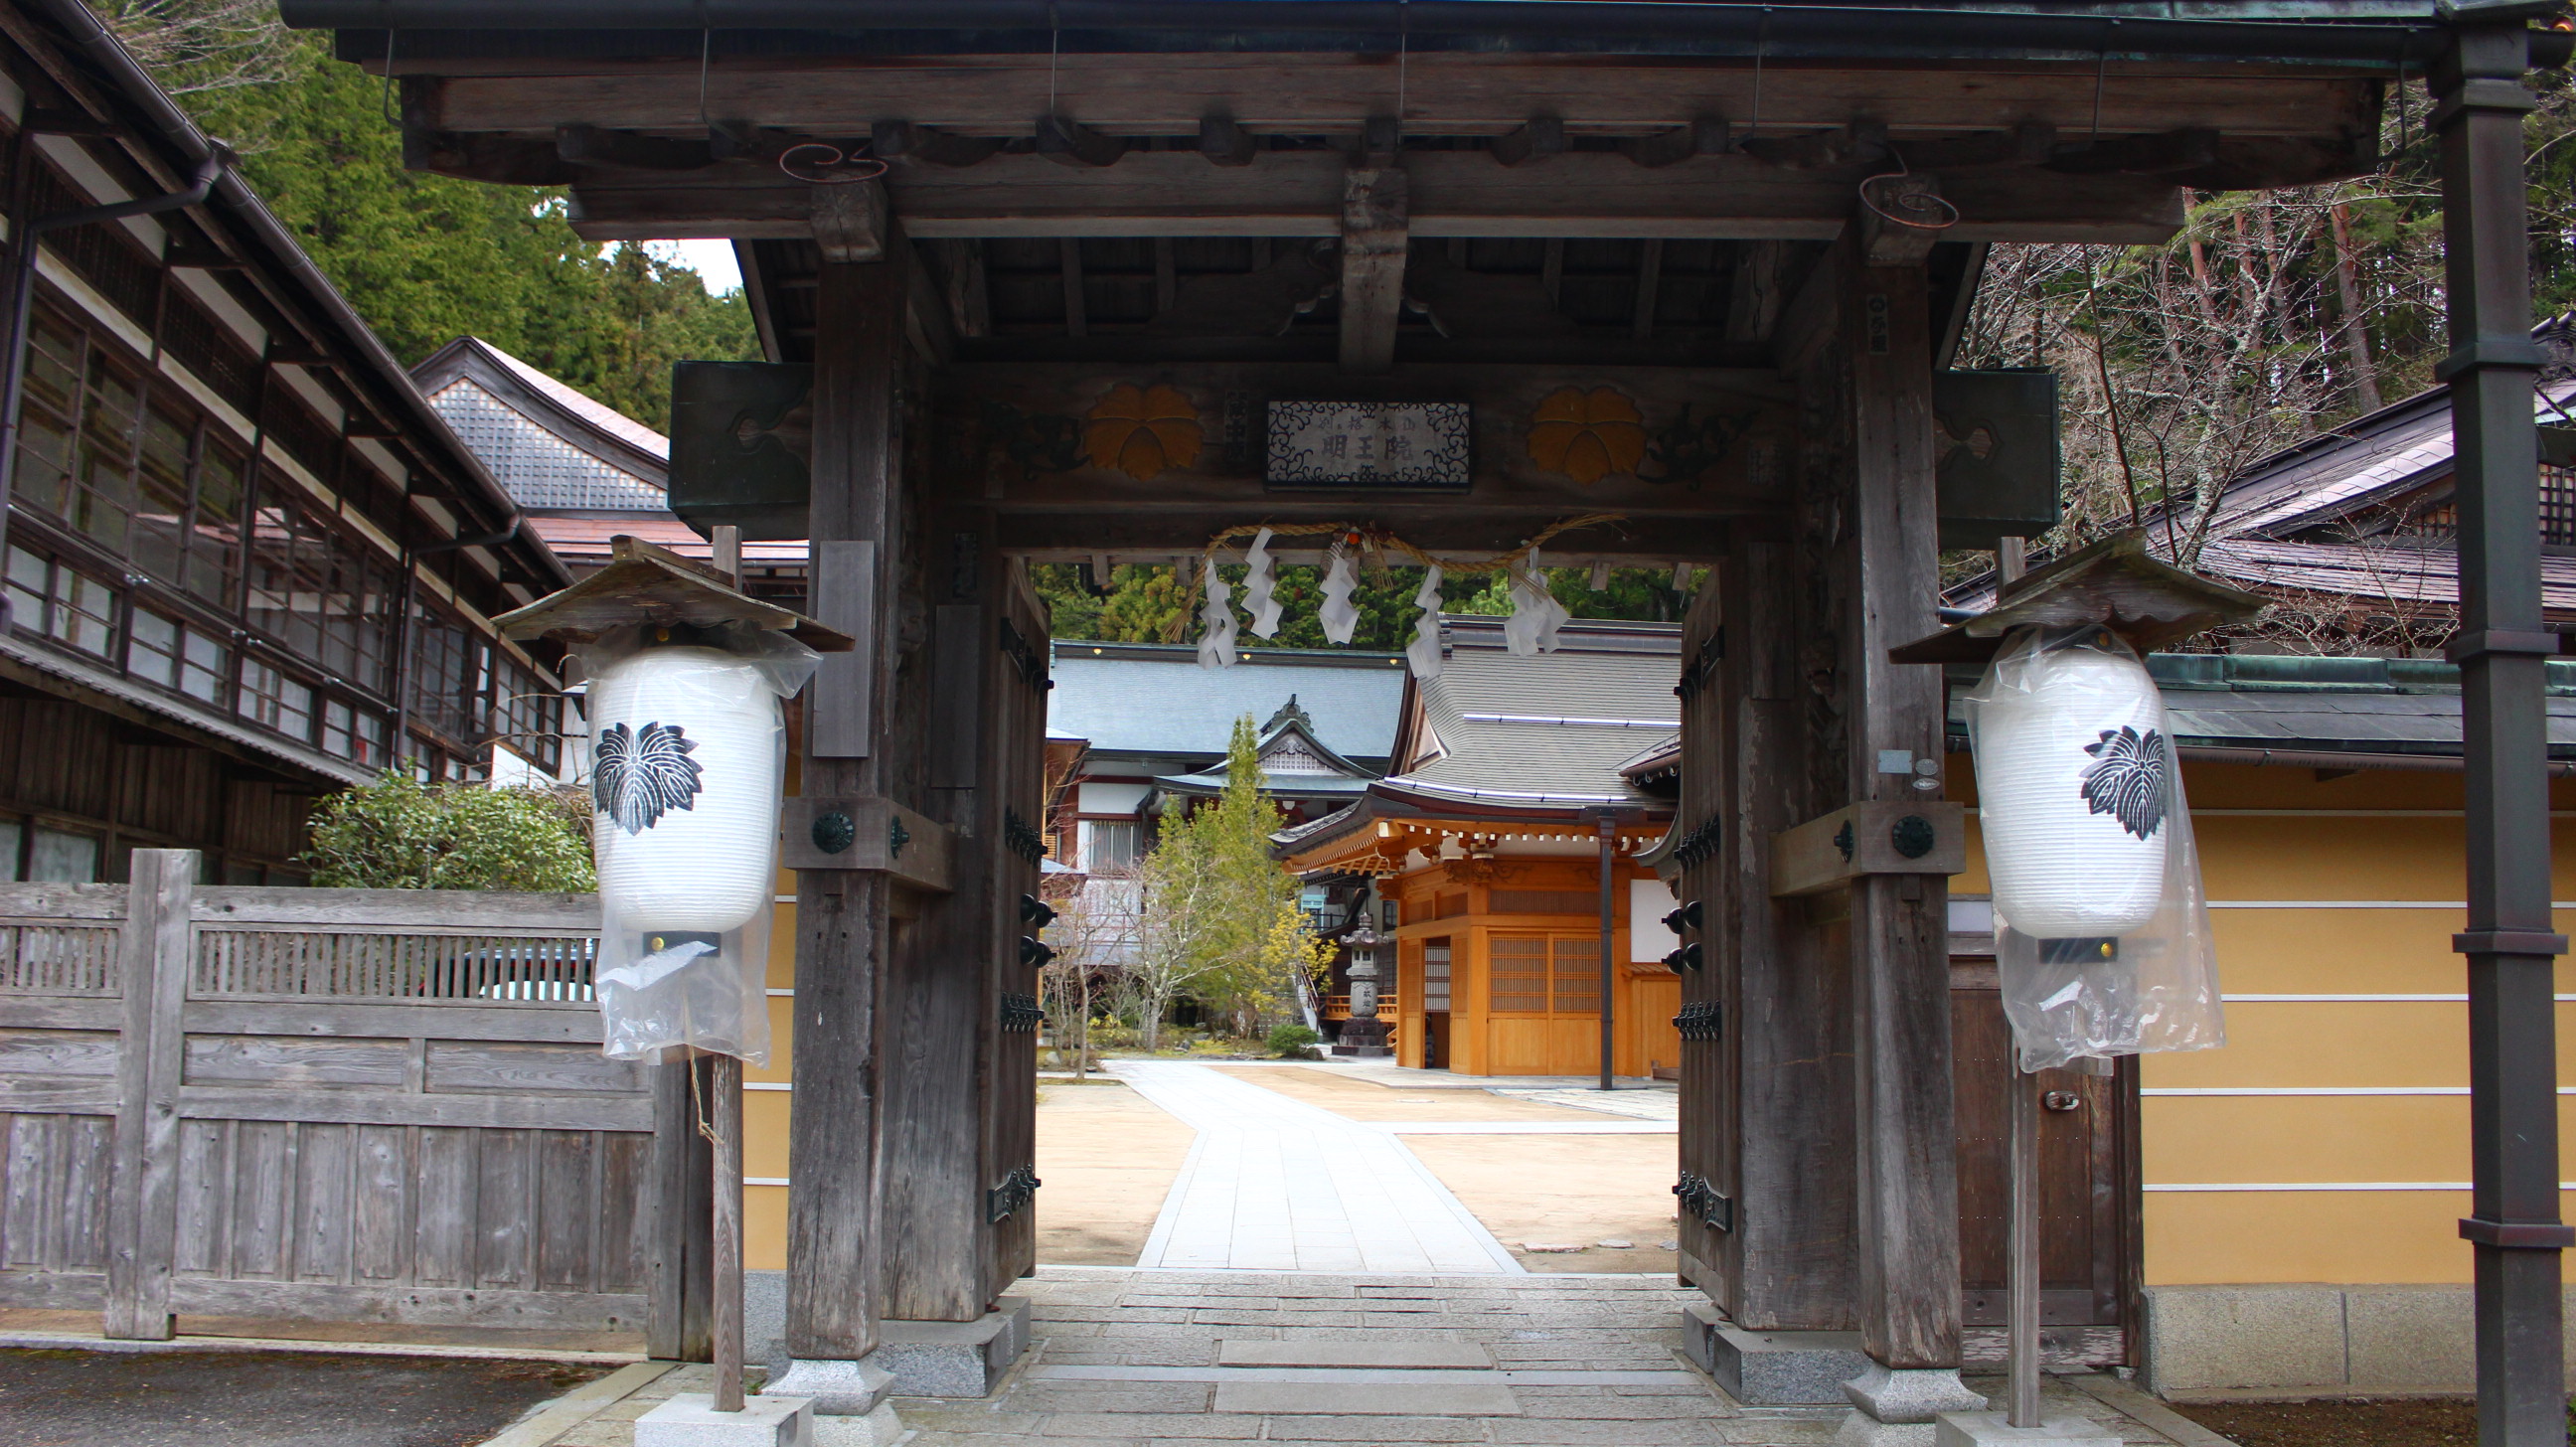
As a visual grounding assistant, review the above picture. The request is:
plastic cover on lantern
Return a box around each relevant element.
[1961,625,2223,1072]
[574,622,819,1065]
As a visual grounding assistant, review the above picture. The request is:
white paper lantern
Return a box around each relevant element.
[1972,639,2171,937]
[588,644,783,935]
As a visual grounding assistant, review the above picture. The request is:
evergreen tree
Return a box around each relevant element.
[1127,717,1321,1045]
[128,27,757,429]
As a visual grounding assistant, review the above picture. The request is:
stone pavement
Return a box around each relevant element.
[526,1269,2214,1446]
[883,1268,2206,1447]
[1113,1061,1525,1273]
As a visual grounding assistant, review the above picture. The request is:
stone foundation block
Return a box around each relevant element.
[1699,1316,1871,1405]
[2142,1285,2346,1395]
[1933,1412,2121,1447]
[877,1298,1035,1396]
[634,1392,814,1447]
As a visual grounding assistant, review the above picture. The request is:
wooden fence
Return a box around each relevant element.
[0,850,697,1347]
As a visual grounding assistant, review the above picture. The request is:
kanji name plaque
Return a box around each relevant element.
[1265,401,1471,489]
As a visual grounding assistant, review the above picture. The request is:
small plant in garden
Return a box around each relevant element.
[1267,1024,1321,1057]
[301,770,596,891]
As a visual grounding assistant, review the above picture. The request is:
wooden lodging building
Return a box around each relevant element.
[265,1,2576,1438]
[0,1,573,885]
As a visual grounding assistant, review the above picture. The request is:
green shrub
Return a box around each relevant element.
[1266,1024,1322,1057]
[302,770,596,891]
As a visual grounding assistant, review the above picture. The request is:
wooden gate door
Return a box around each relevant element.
[981,574,1049,1294]
[1950,955,2138,1367]
[0,853,677,1344]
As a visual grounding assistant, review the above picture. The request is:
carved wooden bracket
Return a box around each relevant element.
[782,795,953,892]
[1768,800,1966,898]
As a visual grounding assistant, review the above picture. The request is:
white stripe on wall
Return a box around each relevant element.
[2204,900,2576,909]
[746,1081,792,1091]
[747,1177,789,1187]
[2147,1086,2576,1096]
[2148,1183,2576,1192]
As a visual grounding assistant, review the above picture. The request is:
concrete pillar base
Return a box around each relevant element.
[877,1296,1035,1396]
[1933,1412,2122,1447]
[1681,1304,1869,1405]
[635,1392,814,1447]
[766,1359,896,1416]
[1834,1365,1990,1445]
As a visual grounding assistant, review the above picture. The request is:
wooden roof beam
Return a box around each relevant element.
[563,150,2184,244]
[409,60,2377,149]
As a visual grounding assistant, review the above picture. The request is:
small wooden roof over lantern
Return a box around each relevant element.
[494,535,856,651]
[1888,531,2268,666]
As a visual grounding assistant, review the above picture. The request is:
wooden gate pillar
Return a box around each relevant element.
[785,252,907,1366]
[1829,236,1964,1375]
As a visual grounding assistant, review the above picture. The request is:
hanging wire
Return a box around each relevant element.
[1396,0,1409,128]
[1858,144,1960,233]
[1747,8,1767,143]
[779,143,887,183]
[1048,1,1061,116]
[2090,20,2114,143]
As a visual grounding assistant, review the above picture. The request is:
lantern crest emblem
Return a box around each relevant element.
[2078,725,2167,841]
[594,721,705,834]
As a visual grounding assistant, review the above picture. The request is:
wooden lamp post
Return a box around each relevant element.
[1893,531,2263,1442]
[498,529,852,1436]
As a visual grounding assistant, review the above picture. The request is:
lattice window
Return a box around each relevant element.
[244,492,397,697]
[407,601,489,751]
[1551,936,1601,1014]
[5,545,117,658]
[493,651,564,775]
[128,607,230,708]
[15,305,247,608]
[1490,935,1550,1013]
[237,656,314,744]
[158,286,262,417]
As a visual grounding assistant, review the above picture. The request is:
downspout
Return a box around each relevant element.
[0,144,227,630]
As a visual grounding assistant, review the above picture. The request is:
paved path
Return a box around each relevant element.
[1112,1060,1526,1274]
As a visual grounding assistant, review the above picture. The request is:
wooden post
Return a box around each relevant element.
[1595,815,1616,1092]
[709,524,748,1413]
[648,1056,715,1362]
[2006,1065,2039,1427]
[102,848,193,1341]
[1837,236,1962,1372]
[712,1051,746,1410]
[787,250,907,1365]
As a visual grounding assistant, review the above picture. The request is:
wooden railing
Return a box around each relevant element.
[1321,993,1398,1022]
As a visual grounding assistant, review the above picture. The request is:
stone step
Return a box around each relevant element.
[1217,1338,1494,1368]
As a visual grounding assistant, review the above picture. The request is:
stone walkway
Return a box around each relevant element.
[1113,1061,1525,1273]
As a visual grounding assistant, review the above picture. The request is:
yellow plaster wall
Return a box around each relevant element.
[1954,759,2576,1288]
[744,877,796,1271]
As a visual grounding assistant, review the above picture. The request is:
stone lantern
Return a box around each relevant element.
[1332,919,1392,1058]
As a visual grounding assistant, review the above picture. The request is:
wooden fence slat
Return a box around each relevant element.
[192,888,602,930]
[103,852,191,1339]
